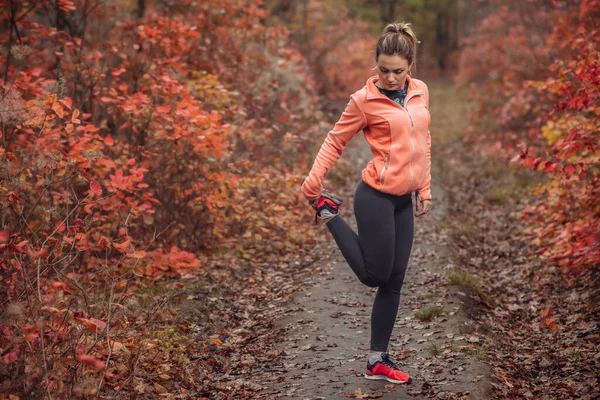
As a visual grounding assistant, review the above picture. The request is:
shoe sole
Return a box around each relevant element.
[364,373,411,384]
[321,189,343,206]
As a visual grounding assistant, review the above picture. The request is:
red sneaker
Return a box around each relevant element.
[365,353,411,384]
[311,188,343,224]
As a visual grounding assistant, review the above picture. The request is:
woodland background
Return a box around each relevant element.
[0,0,598,399]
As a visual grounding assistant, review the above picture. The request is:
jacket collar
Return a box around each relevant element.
[366,74,419,100]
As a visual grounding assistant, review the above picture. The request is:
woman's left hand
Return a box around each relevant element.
[415,199,432,217]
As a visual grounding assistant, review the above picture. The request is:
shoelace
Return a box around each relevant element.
[380,354,400,370]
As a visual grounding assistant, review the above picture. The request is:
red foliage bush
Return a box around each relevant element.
[457,0,599,271]
[0,0,341,396]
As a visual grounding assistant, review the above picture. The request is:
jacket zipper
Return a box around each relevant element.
[379,155,389,184]
[402,91,423,192]
[406,105,416,191]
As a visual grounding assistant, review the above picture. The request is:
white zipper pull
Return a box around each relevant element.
[379,156,389,183]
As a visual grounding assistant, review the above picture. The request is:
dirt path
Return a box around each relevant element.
[258,84,493,399]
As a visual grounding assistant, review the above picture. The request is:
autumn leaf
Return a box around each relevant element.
[2,350,19,364]
[111,68,126,76]
[129,250,147,259]
[90,180,102,196]
[60,97,73,109]
[85,124,100,132]
[71,109,81,124]
[112,240,131,253]
[52,100,65,118]
[8,191,22,203]
[12,240,28,254]
[79,317,107,333]
[109,340,128,354]
[104,135,114,146]
[563,164,576,176]
[31,248,49,259]
[50,280,69,291]
[344,388,384,399]
[540,306,552,318]
[76,353,105,370]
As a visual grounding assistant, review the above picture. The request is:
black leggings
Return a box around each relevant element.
[326,180,414,352]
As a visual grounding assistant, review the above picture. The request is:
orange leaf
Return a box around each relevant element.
[85,124,100,132]
[2,350,19,364]
[50,280,68,290]
[71,109,81,123]
[540,306,552,318]
[564,164,576,175]
[80,317,107,333]
[61,97,73,109]
[104,135,114,146]
[109,340,126,353]
[90,180,102,196]
[129,250,146,259]
[111,68,126,76]
[76,353,105,370]
[52,101,65,118]
[112,240,131,253]
[31,248,49,259]
[12,241,28,253]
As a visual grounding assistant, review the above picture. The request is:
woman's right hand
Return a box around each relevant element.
[304,194,319,210]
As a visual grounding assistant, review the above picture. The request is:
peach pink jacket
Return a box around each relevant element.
[302,75,432,201]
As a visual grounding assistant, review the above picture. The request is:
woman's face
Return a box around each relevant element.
[376,54,411,91]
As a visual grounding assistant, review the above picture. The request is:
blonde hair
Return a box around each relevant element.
[375,22,418,65]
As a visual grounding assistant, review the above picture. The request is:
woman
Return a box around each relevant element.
[301,22,432,384]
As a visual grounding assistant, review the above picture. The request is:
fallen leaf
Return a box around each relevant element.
[76,353,105,370]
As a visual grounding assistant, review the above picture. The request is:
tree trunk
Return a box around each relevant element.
[137,0,146,19]
[378,0,396,24]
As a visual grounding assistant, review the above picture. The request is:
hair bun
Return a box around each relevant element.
[384,22,412,35]
[383,23,400,33]
[376,21,419,64]
[383,22,417,45]
[384,23,401,34]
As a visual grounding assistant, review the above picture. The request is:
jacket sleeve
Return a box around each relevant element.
[417,83,432,201]
[302,96,367,199]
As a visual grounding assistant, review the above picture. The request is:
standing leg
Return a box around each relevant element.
[370,194,414,352]
[325,181,397,287]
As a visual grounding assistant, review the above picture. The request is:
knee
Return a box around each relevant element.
[365,272,393,288]
[383,274,406,294]
[361,277,380,288]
